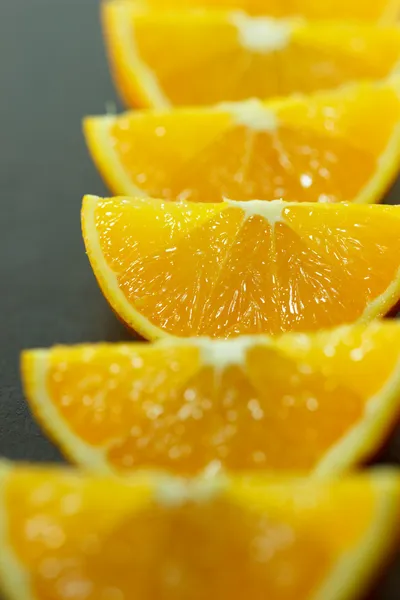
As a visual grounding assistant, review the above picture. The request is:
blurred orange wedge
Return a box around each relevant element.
[126,0,400,21]
[21,322,400,476]
[81,196,400,339]
[0,464,399,600]
[84,79,400,203]
[102,3,400,108]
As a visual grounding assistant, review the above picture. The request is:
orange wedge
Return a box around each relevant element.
[21,322,400,476]
[102,3,400,108]
[0,464,399,600]
[127,0,400,21]
[82,196,400,339]
[84,79,400,203]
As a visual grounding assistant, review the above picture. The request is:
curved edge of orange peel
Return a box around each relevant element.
[101,0,171,109]
[82,194,173,341]
[0,460,160,600]
[82,116,146,197]
[21,350,114,476]
[355,76,400,205]
[311,471,400,600]
[0,462,33,600]
[314,356,400,477]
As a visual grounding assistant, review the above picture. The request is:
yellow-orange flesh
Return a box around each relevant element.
[103,4,400,108]
[127,0,400,21]
[82,197,400,339]
[21,323,400,476]
[0,466,399,600]
[84,79,400,203]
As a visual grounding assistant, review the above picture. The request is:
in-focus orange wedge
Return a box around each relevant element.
[127,0,400,21]
[21,322,400,476]
[82,196,400,339]
[102,3,400,108]
[84,78,400,203]
[0,464,399,600]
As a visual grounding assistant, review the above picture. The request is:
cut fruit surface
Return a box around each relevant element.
[21,322,400,476]
[0,464,399,600]
[102,3,400,108]
[82,195,400,339]
[84,78,400,204]
[127,0,400,21]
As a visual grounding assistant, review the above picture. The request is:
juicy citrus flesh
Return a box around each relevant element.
[21,322,400,476]
[82,196,400,340]
[0,465,399,600]
[103,3,400,108]
[126,0,400,21]
[84,79,400,204]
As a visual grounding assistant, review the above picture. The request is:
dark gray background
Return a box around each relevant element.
[0,0,131,463]
[0,1,399,597]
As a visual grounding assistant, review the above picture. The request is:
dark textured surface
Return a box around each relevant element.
[0,1,399,597]
[0,0,131,465]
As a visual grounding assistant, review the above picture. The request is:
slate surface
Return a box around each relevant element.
[0,1,399,597]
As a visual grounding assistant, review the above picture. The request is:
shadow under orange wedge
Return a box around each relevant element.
[102,2,400,108]
[125,0,400,21]
[84,79,400,204]
[0,464,399,600]
[82,196,400,339]
[21,322,400,476]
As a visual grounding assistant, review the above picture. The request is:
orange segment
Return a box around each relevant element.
[102,3,400,108]
[83,79,400,204]
[0,464,399,600]
[81,196,400,339]
[21,322,400,476]
[127,0,400,21]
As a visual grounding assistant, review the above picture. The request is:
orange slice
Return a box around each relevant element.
[84,78,400,204]
[81,195,400,339]
[21,322,400,476]
[102,3,400,108]
[0,464,399,600]
[127,0,400,21]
